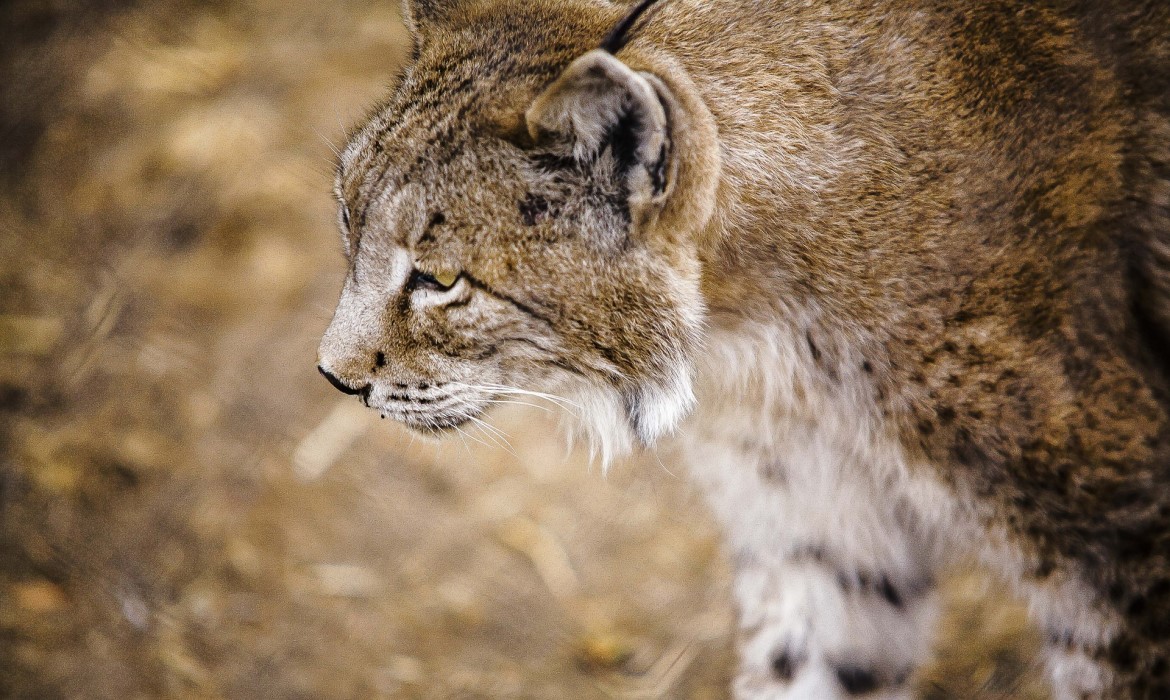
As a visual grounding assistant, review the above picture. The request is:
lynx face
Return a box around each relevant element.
[318,3,707,455]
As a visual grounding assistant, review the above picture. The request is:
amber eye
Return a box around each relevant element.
[412,268,460,292]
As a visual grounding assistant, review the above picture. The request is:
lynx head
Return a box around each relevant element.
[318,0,719,460]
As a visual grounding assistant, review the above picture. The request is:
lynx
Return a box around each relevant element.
[317,0,1170,697]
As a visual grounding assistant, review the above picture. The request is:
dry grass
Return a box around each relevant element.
[1,2,1046,697]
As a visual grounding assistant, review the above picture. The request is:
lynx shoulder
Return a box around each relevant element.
[318,1,1170,697]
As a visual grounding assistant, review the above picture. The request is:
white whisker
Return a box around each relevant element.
[453,424,490,452]
[481,420,517,450]
[448,381,581,414]
[468,416,518,457]
[482,398,553,413]
[652,450,679,479]
[313,125,343,159]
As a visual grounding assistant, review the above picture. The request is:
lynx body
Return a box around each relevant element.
[318,0,1170,696]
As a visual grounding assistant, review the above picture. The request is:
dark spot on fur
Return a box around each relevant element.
[937,405,956,424]
[950,309,974,324]
[164,222,202,251]
[374,351,386,368]
[952,427,987,466]
[771,648,804,682]
[0,384,28,412]
[1049,631,1074,649]
[876,576,903,608]
[759,460,787,484]
[532,151,579,172]
[1112,641,1138,671]
[835,665,881,695]
[428,212,445,228]
[1128,595,1148,616]
[790,544,829,565]
[519,193,551,226]
[861,360,873,374]
[806,332,821,362]
[102,460,142,490]
[837,571,905,608]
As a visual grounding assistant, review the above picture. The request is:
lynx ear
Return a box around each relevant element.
[526,50,675,218]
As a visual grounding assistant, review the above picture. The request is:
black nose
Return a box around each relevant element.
[318,366,369,397]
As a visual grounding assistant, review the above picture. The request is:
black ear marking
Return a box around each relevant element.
[603,106,644,173]
[600,0,665,54]
[649,142,668,195]
[526,50,674,226]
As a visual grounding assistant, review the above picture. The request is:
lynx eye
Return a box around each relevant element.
[412,267,460,292]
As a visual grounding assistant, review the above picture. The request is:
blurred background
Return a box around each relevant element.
[1,1,1049,697]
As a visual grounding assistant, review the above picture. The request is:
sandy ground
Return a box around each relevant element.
[1,1,1050,698]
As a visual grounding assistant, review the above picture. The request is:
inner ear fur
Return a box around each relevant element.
[526,49,676,217]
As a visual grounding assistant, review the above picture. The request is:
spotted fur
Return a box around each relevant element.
[318,1,1170,697]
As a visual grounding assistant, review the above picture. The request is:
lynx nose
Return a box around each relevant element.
[317,366,370,398]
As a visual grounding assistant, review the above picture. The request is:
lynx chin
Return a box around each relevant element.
[317,0,1170,697]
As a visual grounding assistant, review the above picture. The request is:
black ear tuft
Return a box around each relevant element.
[600,0,665,54]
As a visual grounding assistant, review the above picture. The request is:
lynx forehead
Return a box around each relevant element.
[319,0,1170,697]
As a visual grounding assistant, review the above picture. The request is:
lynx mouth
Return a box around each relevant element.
[370,390,487,436]
[394,411,477,436]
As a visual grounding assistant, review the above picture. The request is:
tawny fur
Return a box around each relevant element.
[318,1,1170,697]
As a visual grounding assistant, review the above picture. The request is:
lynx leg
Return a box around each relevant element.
[1016,570,1119,700]
[679,419,943,699]
[1041,638,1112,700]
[729,528,939,699]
